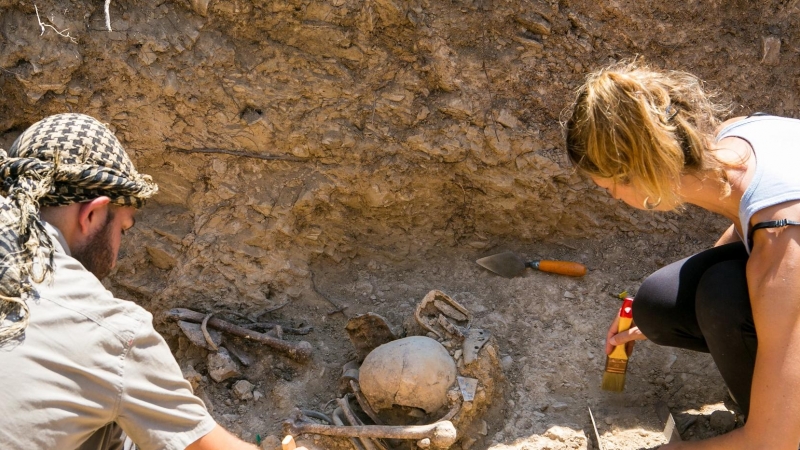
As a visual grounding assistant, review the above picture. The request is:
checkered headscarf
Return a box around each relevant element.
[0,113,158,343]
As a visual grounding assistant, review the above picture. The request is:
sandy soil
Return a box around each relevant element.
[158,211,740,450]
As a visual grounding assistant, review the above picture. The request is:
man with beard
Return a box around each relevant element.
[0,114,259,450]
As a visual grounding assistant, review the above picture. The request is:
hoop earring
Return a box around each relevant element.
[643,196,662,210]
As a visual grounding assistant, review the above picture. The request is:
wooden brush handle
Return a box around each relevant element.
[536,260,587,277]
[609,298,634,360]
[282,435,297,450]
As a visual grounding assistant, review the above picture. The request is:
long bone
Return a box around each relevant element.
[284,409,458,450]
[165,308,312,361]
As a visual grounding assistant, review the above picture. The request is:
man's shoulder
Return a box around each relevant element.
[34,253,153,343]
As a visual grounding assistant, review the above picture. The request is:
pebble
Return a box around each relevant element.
[500,355,513,371]
[762,35,781,66]
[709,409,736,433]
[478,419,488,435]
[207,348,241,382]
[543,425,574,442]
[258,435,281,450]
[550,402,568,411]
[232,380,254,401]
[182,365,203,390]
[563,291,576,299]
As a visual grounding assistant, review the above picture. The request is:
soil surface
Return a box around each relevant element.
[2,0,799,448]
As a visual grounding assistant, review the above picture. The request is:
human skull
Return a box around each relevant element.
[359,336,457,414]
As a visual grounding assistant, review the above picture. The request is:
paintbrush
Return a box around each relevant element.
[601,297,634,392]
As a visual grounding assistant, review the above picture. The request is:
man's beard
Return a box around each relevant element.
[72,210,116,280]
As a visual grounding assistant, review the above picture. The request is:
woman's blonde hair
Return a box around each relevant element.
[564,61,732,207]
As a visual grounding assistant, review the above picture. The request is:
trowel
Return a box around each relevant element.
[476,251,587,278]
[655,401,683,443]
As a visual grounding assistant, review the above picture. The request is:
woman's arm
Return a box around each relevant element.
[662,200,800,450]
[714,223,741,247]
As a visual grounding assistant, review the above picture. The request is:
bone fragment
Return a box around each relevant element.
[337,397,379,450]
[166,308,312,362]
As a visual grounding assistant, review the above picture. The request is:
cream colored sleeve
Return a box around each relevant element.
[115,321,217,450]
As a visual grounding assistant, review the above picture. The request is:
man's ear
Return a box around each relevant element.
[76,197,112,237]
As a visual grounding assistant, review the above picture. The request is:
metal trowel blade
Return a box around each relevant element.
[656,401,682,442]
[476,251,526,278]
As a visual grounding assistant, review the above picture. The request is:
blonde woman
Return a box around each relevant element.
[565,62,800,449]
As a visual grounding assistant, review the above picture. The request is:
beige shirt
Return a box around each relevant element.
[0,223,215,449]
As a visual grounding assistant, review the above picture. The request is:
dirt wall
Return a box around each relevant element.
[6,0,794,309]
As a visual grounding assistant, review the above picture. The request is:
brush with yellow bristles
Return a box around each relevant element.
[601,297,634,392]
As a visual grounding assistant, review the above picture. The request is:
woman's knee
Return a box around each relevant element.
[633,266,681,344]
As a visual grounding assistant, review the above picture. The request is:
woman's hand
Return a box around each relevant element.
[605,312,648,356]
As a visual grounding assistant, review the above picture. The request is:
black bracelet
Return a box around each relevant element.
[748,218,800,248]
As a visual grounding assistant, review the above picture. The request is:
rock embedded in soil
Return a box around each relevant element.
[232,380,254,401]
[182,365,203,391]
[709,409,736,434]
[207,347,241,382]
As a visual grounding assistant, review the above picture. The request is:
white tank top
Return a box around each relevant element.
[716,115,800,252]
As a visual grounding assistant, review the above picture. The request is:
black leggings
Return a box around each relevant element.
[633,242,756,415]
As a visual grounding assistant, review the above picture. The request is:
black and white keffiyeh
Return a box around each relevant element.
[0,113,158,343]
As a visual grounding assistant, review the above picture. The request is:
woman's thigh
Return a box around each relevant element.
[632,242,749,352]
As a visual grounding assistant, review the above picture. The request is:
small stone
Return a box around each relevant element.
[241,107,263,125]
[258,435,281,450]
[207,347,241,382]
[495,109,520,129]
[163,71,178,97]
[543,425,574,442]
[232,380,254,401]
[417,437,431,448]
[500,355,513,371]
[514,13,551,35]
[762,36,781,66]
[382,92,407,102]
[550,402,568,411]
[253,390,264,402]
[182,365,203,391]
[563,291,576,299]
[478,419,488,435]
[709,409,736,433]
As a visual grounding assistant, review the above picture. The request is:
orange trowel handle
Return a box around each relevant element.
[531,260,587,277]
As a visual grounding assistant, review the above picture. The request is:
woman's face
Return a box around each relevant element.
[590,175,672,211]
